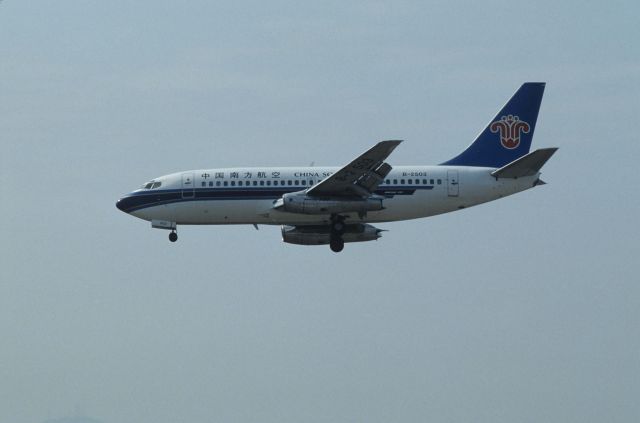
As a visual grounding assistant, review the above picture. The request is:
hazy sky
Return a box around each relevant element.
[1,1,639,422]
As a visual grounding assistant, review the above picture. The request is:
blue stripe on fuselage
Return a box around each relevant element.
[118,186,434,213]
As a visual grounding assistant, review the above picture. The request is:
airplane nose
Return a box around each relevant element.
[116,196,132,213]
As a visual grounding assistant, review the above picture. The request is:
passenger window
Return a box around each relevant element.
[208,181,213,187]
[408,179,413,184]
[260,180,264,186]
[437,179,442,184]
[223,181,228,186]
[401,179,405,184]
[393,179,397,184]
[422,179,427,184]
[385,179,390,184]
[239,181,243,186]
[301,180,306,185]
[288,180,292,186]
[253,181,258,186]
[430,179,434,184]
[231,181,236,186]
[216,181,221,187]
[295,180,299,185]
[201,182,206,187]
[309,180,314,185]
[267,181,271,186]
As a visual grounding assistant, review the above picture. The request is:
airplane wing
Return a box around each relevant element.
[306,140,402,198]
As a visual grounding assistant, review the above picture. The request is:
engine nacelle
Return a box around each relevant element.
[281,223,383,246]
[280,192,384,215]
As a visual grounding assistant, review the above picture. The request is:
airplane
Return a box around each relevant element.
[116,82,557,252]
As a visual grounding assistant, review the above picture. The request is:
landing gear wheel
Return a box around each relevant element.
[169,231,178,242]
[329,214,345,252]
[329,237,344,253]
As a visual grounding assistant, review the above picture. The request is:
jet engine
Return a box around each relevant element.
[281,223,383,245]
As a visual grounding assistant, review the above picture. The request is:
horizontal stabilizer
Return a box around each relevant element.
[491,148,558,178]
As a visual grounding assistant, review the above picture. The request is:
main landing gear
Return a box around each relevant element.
[329,214,345,253]
[329,237,344,253]
[169,230,178,242]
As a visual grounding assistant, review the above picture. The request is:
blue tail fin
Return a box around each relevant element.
[441,82,545,168]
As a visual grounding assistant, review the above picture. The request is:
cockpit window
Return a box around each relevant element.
[141,181,162,189]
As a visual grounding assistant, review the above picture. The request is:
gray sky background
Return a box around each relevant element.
[1,1,639,422]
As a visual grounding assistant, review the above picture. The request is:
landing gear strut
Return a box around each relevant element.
[329,214,345,253]
[169,230,178,242]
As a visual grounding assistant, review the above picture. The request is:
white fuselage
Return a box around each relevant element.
[123,165,538,226]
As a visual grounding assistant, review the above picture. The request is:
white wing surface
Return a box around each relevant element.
[306,140,402,198]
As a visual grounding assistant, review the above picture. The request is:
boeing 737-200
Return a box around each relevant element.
[116,82,557,252]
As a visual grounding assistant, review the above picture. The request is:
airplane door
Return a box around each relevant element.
[447,170,459,197]
[181,172,195,198]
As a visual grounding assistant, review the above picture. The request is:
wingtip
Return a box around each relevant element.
[381,140,403,150]
[540,147,559,155]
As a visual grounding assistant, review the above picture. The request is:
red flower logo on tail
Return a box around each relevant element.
[490,115,530,149]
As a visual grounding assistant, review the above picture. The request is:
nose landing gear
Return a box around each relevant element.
[151,220,178,242]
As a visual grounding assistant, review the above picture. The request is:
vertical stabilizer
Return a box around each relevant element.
[442,82,545,168]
